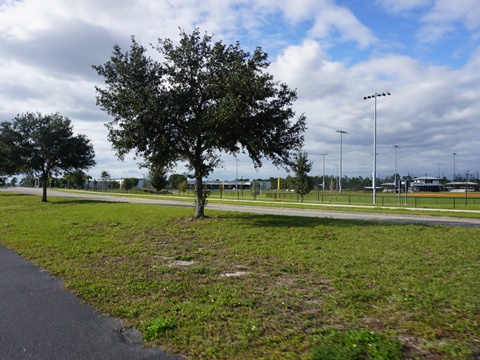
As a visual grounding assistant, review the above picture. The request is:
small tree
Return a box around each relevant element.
[290,151,314,202]
[168,173,188,190]
[101,170,110,192]
[110,181,120,190]
[65,169,87,189]
[149,165,168,194]
[93,29,306,217]
[20,173,35,187]
[0,112,95,201]
[84,175,92,189]
[122,177,139,192]
[178,181,188,194]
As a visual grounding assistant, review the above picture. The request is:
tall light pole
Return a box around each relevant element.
[452,152,457,182]
[393,145,399,204]
[436,163,441,179]
[466,170,469,205]
[320,153,328,191]
[363,92,391,204]
[336,130,347,194]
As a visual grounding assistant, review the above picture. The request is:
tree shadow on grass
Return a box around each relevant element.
[47,199,126,206]
[0,192,32,197]
[216,213,405,229]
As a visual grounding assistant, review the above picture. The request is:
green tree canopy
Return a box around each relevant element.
[93,28,306,217]
[0,121,21,176]
[149,165,167,194]
[122,177,139,192]
[168,173,187,190]
[290,151,314,202]
[0,112,96,201]
[100,170,110,191]
[65,169,87,189]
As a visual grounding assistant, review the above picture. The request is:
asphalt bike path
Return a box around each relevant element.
[0,246,180,360]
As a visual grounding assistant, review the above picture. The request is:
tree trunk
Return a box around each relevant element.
[41,173,48,202]
[194,175,205,218]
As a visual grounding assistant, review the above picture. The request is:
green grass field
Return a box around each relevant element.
[1,193,479,359]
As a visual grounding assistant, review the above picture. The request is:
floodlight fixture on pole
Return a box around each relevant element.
[336,130,347,194]
[363,92,391,204]
[320,153,328,191]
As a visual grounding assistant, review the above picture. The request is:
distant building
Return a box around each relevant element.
[185,180,271,191]
[86,177,148,190]
[381,182,398,193]
[445,182,479,192]
[411,176,443,192]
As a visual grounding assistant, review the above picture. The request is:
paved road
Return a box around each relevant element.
[3,187,480,228]
[0,246,180,360]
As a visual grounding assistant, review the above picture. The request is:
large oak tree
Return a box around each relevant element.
[0,112,96,202]
[93,29,306,217]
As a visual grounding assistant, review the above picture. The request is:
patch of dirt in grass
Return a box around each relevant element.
[362,316,384,331]
[220,271,250,277]
[274,275,335,297]
[399,335,440,359]
[166,259,196,267]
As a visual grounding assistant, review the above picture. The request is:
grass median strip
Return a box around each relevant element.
[1,193,479,359]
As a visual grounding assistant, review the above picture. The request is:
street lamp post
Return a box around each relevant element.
[320,153,328,191]
[336,130,347,194]
[393,145,399,204]
[363,92,391,204]
[452,153,457,182]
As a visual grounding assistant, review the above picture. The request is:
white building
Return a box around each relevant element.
[411,176,443,192]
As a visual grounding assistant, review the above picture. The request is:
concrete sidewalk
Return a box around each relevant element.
[0,246,180,360]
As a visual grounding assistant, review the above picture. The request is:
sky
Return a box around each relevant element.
[1,0,480,182]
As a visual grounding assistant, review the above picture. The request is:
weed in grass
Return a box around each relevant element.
[73,280,107,300]
[141,317,177,342]
[114,305,140,319]
[312,329,404,360]
[175,254,195,261]
[215,289,256,308]
[187,264,210,275]
[150,265,171,274]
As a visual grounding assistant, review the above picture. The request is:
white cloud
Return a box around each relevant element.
[421,0,480,27]
[418,0,480,42]
[252,0,377,49]
[376,0,432,14]
[309,5,377,48]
